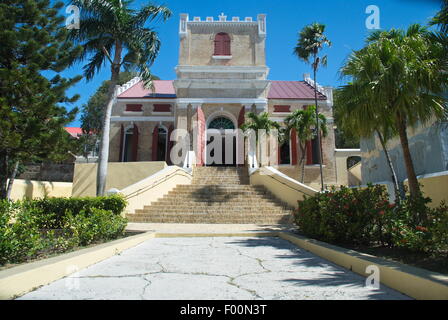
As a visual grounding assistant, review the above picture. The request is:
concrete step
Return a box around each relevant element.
[128,215,292,224]
[151,199,285,206]
[143,209,291,214]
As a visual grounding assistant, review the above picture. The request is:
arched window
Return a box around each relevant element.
[214,32,231,56]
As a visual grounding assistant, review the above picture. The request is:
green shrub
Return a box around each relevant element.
[295,185,448,253]
[27,195,127,229]
[0,201,45,264]
[65,208,128,246]
[295,185,391,246]
[0,196,128,266]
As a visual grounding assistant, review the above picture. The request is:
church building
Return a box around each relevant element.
[108,13,337,186]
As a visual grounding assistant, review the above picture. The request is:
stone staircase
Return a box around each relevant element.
[128,167,294,224]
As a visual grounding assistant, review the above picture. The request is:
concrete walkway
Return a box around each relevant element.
[19,236,410,300]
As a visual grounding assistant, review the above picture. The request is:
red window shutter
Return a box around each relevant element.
[167,125,174,164]
[119,124,124,162]
[151,124,159,161]
[214,38,222,55]
[238,106,245,128]
[291,128,298,165]
[274,105,290,113]
[214,33,231,56]
[131,124,139,161]
[126,104,142,112]
[306,140,313,165]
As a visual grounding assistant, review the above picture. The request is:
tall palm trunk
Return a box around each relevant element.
[395,112,420,198]
[313,53,325,191]
[96,42,122,196]
[376,130,402,201]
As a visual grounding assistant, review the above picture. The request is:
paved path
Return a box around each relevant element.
[19,237,410,300]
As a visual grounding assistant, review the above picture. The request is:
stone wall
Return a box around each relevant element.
[18,163,74,182]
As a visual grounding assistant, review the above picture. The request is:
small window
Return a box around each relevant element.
[214,32,231,56]
[274,105,291,113]
[153,104,171,112]
[125,104,142,112]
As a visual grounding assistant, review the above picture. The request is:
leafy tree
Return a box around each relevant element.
[79,71,142,161]
[0,0,82,199]
[431,0,448,33]
[334,83,402,199]
[294,22,331,191]
[284,106,327,183]
[68,0,171,196]
[241,112,280,165]
[339,24,447,200]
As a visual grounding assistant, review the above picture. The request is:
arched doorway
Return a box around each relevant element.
[206,116,236,166]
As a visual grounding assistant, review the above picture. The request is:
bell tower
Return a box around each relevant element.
[174,13,270,99]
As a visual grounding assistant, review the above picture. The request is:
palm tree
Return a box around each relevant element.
[294,23,331,191]
[334,84,402,200]
[68,0,171,196]
[431,0,448,33]
[340,24,447,199]
[284,106,327,183]
[241,112,280,166]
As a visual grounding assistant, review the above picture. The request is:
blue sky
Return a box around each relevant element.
[61,0,442,127]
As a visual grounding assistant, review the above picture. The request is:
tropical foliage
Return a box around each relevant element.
[338,24,447,200]
[68,0,171,195]
[293,22,331,190]
[295,185,448,253]
[0,0,83,199]
[284,106,327,182]
[241,112,281,165]
[0,195,128,265]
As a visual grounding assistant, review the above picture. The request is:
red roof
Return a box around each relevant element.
[117,80,326,100]
[65,127,83,138]
[268,81,326,100]
[118,80,176,98]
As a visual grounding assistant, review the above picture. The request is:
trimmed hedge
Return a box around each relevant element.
[0,195,128,265]
[294,185,448,253]
[24,195,127,229]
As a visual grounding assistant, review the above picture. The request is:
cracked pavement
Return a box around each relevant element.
[18,237,411,300]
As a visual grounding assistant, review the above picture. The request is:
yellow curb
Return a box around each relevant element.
[0,231,155,300]
[278,232,448,300]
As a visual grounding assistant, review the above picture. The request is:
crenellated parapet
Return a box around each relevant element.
[179,13,266,38]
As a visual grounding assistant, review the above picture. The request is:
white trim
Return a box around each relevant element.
[123,111,143,116]
[175,65,269,74]
[152,112,172,116]
[117,98,176,103]
[111,116,175,122]
[176,98,267,105]
[206,111,238,129]
[212,55,232,60]
[404,170,448,181]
